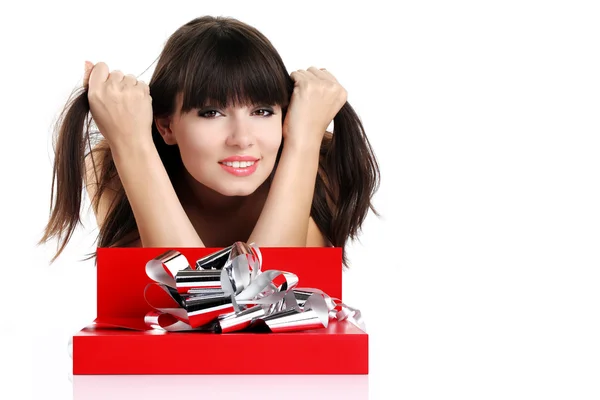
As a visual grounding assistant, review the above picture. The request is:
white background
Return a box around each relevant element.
[1,0,599,399]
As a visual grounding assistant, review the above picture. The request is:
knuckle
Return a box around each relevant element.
[340,90,348,102]
[109,70,123,80]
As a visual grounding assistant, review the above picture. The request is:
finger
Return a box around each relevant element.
[323,69,339,83]
[137,80,150,94]
[88,62,109,90]
[314,67,339,83]
[290,69,311,86]
[123,74,138,86]
[290,69,305,80]
[306,66,330,81]
[300,67,321,81]
[108,70,125,83]
[83,61,94,87]
[307,66,338,83]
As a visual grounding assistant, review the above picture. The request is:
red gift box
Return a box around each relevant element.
[72,247,368,374]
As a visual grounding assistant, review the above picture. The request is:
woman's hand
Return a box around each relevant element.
[282,66,347,151]
[83,61,153,149]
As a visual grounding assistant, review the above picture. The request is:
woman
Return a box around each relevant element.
[39,15,380,268]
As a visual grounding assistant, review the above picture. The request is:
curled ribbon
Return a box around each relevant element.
[143,242,365,333]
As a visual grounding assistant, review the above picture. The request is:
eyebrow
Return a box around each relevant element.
[200,103,277,109]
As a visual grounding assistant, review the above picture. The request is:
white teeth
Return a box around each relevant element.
[222,161,255,168]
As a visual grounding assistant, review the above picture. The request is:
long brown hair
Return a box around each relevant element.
[39,16,380,268]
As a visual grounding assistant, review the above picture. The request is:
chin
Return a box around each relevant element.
[213,182,261,197]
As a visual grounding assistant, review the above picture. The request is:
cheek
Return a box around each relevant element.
[176,130,218,168]
[261,126,283,156]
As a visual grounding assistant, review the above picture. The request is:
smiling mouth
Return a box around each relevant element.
[218,159,260,177]
[218,160,257,168]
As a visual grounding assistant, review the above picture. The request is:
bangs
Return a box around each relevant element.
[177,28,291,113]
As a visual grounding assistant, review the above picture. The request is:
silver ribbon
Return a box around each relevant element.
[144,242,366,333]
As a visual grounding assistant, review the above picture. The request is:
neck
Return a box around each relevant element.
[175,169,268,218]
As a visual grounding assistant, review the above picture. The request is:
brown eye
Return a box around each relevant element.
[198,109,221,118]
[254,108,274,117]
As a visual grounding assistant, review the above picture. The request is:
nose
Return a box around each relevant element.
[225,119,254,149]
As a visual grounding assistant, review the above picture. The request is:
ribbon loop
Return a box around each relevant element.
[143,242,366,333]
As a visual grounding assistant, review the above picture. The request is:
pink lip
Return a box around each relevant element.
[219,160,259,177]
[219,155,259,162]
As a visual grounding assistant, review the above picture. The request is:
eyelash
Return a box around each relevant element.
[197,108,275,118]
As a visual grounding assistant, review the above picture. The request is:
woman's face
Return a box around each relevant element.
[165,94,283,197]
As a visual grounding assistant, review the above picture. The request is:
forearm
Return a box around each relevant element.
[111,138,204,248]
[248,141,320,246]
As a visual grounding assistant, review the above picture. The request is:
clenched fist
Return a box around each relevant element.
[83,61,153,149]
[282,66,347,151]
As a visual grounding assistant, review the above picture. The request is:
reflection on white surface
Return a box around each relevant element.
[73,374,369,400]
